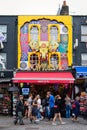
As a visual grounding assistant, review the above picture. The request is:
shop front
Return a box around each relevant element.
[74,66,87,115]
[11,15,75,116]
[74,66,87,95]
[12,71,75,97]
[15,15,74,96]
[0,70,13,115]
[12,71,74,117]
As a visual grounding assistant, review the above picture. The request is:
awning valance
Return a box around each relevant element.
[12,71,75,84]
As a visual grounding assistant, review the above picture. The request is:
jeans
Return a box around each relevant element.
[37,108,42,119]
[49,107,54,119]
[66,105,71,118]
[14,111,24,124]
[45,106,50,118]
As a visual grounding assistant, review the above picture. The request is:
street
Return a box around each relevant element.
[0,116,87,130]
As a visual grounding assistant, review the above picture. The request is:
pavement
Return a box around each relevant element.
[0,116,87,130]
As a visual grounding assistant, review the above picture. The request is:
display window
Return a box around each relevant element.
[0,87,11,115]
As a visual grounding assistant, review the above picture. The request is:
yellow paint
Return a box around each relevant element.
[18,15,73,69]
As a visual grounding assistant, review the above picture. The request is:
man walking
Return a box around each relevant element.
[47,91,55,120]
[14,95,24,125]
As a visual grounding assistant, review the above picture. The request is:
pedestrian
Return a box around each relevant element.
[24,100,29,118]
[44,94,50,119]
[14,95,24,125]
[65,95,71,118]
[72,96,80,121]
[52,95,66,125]
[47,91,55,120]
[30,96,38,123]
[36,94,43,121]
[27,93,33,119]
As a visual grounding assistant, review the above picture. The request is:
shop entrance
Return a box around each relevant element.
[29,83,72,99]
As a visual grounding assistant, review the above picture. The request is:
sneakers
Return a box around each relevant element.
[30,118,33,123]
[20,122,24,125]
[61,122,66,125]
[52,122,57,125]
[39,116,44,121]
[35,119,40,122]
[14,120,17,125]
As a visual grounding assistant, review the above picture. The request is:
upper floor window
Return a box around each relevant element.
[50,26,58,41]
[30,26,39,41]
[81,25,87,42]
[81,53,87,66]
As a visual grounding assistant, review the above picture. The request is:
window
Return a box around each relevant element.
[50,54,59,70]
[30,26,39,41]
[30,54,39,71]
[81,53,87,66]
[0,53,6,70]
[0,25,7,42]
[81,25,87,42]
[50,26,58,41]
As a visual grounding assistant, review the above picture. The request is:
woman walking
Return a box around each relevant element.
[72,96,80,121]
[52,95,66,125]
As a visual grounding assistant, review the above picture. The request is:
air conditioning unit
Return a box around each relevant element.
[20,61,28,70]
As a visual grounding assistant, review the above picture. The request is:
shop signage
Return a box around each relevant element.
[22,88,29,95]
[0,70,13,78]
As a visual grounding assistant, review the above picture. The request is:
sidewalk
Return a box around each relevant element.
[0,116,87,130]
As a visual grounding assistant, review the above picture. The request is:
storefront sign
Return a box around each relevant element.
[22,88,29,95]
[0,70,13,78]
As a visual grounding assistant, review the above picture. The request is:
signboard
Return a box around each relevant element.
[0,70,13,78]
[22,88,29,95]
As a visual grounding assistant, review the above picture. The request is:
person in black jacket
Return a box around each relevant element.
[14,95,24,125]
[52,95,66,125]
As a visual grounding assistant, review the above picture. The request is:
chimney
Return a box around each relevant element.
[60,0,69,15]
[63,1,67,6]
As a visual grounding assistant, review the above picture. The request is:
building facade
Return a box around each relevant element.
[17,16,73,71]
[1,15,87,115]
[0,16,17,115]
[73,16,87,95]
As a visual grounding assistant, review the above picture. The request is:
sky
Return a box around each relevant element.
[0,0,87,15]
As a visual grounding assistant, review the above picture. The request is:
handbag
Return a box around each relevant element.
[54,105,58,108]
[72,103,76,109]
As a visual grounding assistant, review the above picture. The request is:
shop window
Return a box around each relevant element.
[81,25,87,42]
[0,87,11,115]
[81,53,87,66]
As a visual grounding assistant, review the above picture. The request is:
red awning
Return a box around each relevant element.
[12,71,75,84]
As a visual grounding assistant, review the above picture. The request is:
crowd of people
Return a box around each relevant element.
[13,91,82,126]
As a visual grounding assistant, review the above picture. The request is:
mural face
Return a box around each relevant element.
[18,16,72,71]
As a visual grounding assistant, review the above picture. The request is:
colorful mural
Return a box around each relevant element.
[18,16,72,71]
